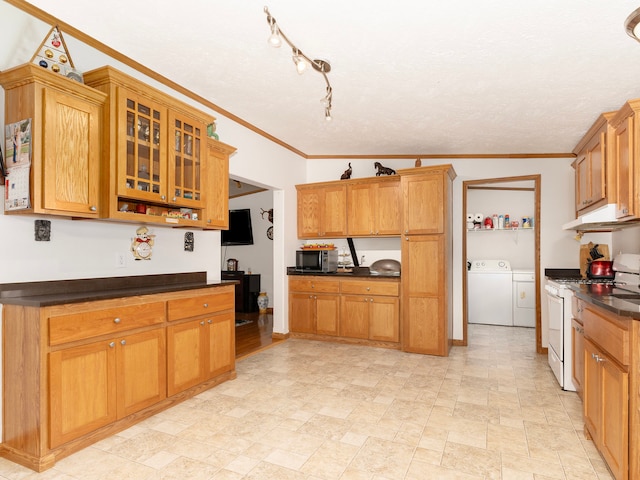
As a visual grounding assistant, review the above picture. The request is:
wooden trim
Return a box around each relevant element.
[4,0,577,161]
[307,153,576,160]
[289,332,400,350]
[467,186,535,192]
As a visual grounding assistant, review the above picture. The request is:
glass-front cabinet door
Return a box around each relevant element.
[169,112,205,208]
[117,88,167,202]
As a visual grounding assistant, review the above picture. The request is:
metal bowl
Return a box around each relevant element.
[369,259,401,276]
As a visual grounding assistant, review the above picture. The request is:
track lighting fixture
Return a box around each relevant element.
[626,7,640,42]
[264,6,333,121]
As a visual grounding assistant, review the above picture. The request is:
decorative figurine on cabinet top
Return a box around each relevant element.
[131,226,155,260]
[374,162,396,176]
[340,163,352,180]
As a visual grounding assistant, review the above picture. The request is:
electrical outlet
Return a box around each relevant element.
[115,253,126,268]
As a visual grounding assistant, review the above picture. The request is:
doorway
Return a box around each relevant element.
[462,175,543,353]
[225,177,279,357]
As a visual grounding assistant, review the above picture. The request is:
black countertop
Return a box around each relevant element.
[569,283,640,319]
[286,266,400,279]
[0,272,233,307]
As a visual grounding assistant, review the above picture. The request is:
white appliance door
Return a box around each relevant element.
[468,272,513,326]
[513,281,536,327]
[546,291,563,360]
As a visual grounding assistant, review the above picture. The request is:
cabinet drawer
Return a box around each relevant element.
[583,305,629,366]
[167,290,234,321]
[289,277,340,293]
[340,279,399,296]
[50,301,165,346]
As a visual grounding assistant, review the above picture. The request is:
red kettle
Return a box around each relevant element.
[587,260,614,279]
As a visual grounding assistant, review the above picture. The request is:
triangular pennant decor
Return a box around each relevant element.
[30,26,83,82]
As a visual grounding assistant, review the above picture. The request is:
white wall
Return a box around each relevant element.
[466,187,535,269]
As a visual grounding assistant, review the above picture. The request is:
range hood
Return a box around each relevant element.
[562,204,640,231]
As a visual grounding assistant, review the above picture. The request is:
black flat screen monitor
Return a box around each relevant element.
[222,209,254,245]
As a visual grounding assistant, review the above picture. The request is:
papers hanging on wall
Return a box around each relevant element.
[4,119,32,211]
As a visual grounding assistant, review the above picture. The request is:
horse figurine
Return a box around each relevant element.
[374,162,396,176]
[340,163,352,180]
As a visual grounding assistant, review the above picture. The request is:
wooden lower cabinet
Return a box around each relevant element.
[288,276,400,347]
[580,301,635,480]
[340,295,370,339]
[340,295,399,341]
[1,284,235,472]
[401,234,449,356]
[289,277,341,336]
[167,311,235,396]
[289,292,340,336]
[584,337,628,480]
[49,328,166,448]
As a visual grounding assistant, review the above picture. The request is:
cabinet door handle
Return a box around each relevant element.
[120,340,126,346]
[161,195,166,201]
[200,321,205,326]
[109,342,115,348]
[90,205,97,212]
[370,298,374,302]
[208,319,213,324]
[203,303,209,308]
[114,317,121,324]
[172,197,177,202]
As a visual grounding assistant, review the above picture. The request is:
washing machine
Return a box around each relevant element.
[467,259,513,326]
[512,269,535,327]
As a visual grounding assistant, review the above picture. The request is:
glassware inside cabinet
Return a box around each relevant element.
[172,117,202,204]
[122,96,163,197]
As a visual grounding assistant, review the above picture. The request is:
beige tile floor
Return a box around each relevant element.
[0,325,614,479]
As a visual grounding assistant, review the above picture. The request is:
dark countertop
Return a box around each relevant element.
[0,272,233,307]
[570,283,640,319]
[286,266,400,279]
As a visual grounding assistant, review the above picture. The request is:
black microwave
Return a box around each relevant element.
[295,249,338,273]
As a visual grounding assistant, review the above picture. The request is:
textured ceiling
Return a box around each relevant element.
[14,1,640,156]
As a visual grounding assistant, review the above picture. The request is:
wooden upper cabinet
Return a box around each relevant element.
[611,104,636,220]
[117,89,169,204]
[84,66,234,228]
[204,138,236,229]
[401,170,449,235]
[0,63,106,218]
[167,111,207,209]
[296,183,347,238]
[347,177,401,236]
[572,112,614,215]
